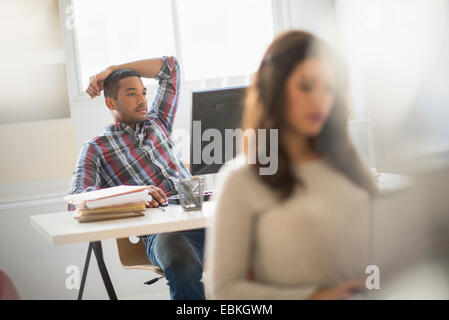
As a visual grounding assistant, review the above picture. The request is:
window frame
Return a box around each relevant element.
[60,0,287,104]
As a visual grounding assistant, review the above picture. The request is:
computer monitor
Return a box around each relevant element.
[190,86,247,175]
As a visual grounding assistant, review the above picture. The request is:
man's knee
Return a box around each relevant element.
[164,256,203,283]
[152,233,201,273]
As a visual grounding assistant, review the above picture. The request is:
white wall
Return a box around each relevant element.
[0,0,70,125]
[285,0,338,47]
[334,0,449,171]
[0,0,77,189]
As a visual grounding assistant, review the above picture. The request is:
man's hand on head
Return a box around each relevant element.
[145,185,169,208]
[86,67,114,98]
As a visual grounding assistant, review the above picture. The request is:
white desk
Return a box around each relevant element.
[30,173,406,246]
[30,201,215,246]
[377,172,412,195]
[30,201,215,300]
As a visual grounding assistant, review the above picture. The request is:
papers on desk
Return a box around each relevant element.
[64,186,152,223]
[73,203,147,222]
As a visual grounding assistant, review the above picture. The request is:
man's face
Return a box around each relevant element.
[107,76,148,127]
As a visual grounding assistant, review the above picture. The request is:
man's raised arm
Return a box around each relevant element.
[86,58,164,98]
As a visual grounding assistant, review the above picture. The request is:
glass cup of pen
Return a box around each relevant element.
[174,176,204,211]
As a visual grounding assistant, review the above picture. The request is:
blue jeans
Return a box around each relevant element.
[144,228,206,300]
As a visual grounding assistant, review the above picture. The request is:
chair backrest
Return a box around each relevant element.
[116,237,163,275]
[0,269,20,300]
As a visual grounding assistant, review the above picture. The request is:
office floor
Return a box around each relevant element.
[122,291,170,300]
[122,273,211,300]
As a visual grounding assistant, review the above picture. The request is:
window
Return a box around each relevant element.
[72,0,274,93]
[175,0,274,80]
[73,0,176,91]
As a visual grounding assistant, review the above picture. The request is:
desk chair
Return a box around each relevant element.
[115,237,164,286]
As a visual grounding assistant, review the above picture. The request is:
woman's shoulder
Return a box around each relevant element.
[215,154,255,182]
[319,159,372,201]
[294,158,372,199]
[212,155,277,210]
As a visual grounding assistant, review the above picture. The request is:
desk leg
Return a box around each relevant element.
[77,241,118,300]
[77,242,93,300]
[92,241,118,300]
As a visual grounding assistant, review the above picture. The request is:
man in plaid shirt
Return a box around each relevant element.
[70,56,205,300]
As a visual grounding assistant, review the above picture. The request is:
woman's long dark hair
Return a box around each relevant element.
[242,30,378,199]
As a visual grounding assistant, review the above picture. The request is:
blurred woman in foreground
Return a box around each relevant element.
[206,30,378,299]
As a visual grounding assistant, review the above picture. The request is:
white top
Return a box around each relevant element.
[206,158,372,299]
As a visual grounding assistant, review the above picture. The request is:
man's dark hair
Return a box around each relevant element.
[103,68,141,99]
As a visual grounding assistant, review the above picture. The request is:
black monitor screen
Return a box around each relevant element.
[190,86,247,175]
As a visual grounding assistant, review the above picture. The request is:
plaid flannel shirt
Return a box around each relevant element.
[68,56,191,198]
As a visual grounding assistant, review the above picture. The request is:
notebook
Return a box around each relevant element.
[65,185,152,223]
[65,185,151,207]
[73,211,145,223]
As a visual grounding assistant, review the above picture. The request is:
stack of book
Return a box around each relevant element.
[64,186,152,222]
